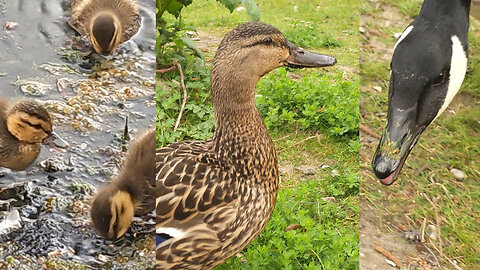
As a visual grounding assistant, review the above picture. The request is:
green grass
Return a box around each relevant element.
[360,1,480,268]
[158,0,359,269]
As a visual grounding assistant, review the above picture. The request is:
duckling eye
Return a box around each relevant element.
[262,37,273,44]
[432,71,448,86]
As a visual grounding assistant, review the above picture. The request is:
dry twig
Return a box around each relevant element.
[372,241,403,268]
[422,193,443,256]
[278,135,317,153]
[156,65,177,74]
[360,124,381,139]
[172,61,187,131]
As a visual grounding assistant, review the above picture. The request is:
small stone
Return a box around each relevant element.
[98,254,108,262]
[373,86,382,92]
[331,169,340,177]
[359,26,366,33]
[322,197,335,203]
[450,168,466,180]
[428,224,437,240]
[295,165,316,176]
[385,259,396,267]
[394,32,403,39]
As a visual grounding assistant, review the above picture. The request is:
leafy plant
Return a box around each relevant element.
[257,69,359,136]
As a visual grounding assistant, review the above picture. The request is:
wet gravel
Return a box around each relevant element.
[0,0,155,268]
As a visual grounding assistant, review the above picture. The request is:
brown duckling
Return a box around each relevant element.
[90,128,155,240]
[0,99,69,171]
[69,0,141,55]
[156,22,336,269]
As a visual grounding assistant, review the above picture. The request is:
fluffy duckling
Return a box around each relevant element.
[0,99,68,171]
[156,22,336,269]
[91,128,155,240]
[69,0,141,55]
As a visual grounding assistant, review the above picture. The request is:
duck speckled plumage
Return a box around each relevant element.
[156,22,336,269]
[91,128,155,240]
[69,0,140,54]
[0,99,67,171]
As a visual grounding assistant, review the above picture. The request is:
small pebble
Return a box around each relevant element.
[450,168,466,180]
[373,86,382,92]
[428,224,437,240]
[331,169,340,177]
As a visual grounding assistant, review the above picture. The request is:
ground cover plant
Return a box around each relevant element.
[157,0,359,268]
[360,0,480,269]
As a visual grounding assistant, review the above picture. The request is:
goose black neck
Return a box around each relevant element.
[418,0,471,25]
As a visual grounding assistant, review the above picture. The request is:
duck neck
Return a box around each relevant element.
[211,64,259,115]
[210,67,275,160]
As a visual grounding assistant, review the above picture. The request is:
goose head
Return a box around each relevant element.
[372,3,469,185]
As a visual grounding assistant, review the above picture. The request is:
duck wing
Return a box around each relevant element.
[156,140,240,269]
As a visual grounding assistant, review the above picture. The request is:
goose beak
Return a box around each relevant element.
[284,40,336,68]
[371,106,425,185]
[43,131,70,149]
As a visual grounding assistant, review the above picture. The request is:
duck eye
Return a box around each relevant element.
[432,71,448,86]
[263,37,272,44]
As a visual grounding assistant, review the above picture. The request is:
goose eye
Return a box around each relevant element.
[263,37,272,44]
[432,71,448,86]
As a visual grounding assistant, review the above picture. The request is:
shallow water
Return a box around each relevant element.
[0,0,155,268]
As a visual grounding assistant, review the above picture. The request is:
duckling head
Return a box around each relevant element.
[89,11,123,55]
[6,101,68,148]
[91,187,135,240]
[211,22,336,107]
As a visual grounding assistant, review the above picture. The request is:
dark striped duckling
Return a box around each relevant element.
[0,99,68,171]
[69,0,140,55]
[156,22,336,269]
[90,128,155,240]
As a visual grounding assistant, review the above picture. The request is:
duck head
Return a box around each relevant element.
[6,101,69,149]
[91,187,135,240]
[89,10,123,55]
[372,1,469,185]
[211,22,336,109]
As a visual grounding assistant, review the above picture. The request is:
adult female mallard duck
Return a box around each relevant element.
[156,22,336,269]
[0,99,68,171]
[69,0,141,55]
[90,128,155,240]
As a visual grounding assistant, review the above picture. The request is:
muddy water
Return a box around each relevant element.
[0,0,155,269]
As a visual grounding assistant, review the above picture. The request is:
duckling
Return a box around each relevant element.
[91,128,155,240]
[69,0,141,55]
[372,0,471,185]
[156,22,336,269]
[0,99,68,171]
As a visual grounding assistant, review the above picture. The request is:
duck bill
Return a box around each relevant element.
[371,106,425,185]
[43,131,70,149]
[284,40,336,68]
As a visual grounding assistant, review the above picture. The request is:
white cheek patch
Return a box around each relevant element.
[394,26,414,51]
[433,35,468,121]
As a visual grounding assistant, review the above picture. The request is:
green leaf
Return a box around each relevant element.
[242,0,260,21]
[180,36,204,59]
[216,0,242,12]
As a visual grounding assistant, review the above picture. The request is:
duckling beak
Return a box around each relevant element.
[43,131,70,149]
[284,41,336,68]
[371,106,425,185]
